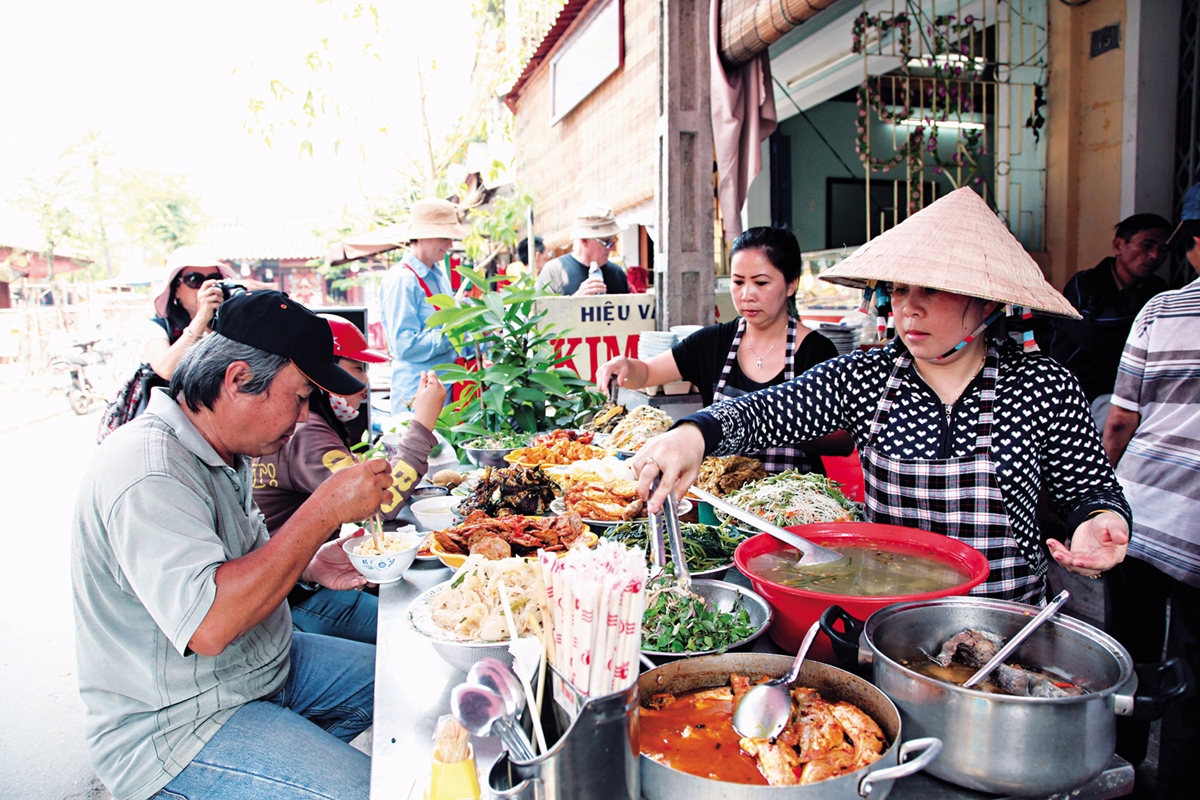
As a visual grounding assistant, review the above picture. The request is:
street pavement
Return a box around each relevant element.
[0,378,113,800]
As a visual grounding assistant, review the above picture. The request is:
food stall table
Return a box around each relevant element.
[371,561,1133,800]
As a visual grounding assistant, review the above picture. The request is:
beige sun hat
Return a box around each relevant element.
[820,187,1080,319]
[405,198,470,240]
[570,203,624,240]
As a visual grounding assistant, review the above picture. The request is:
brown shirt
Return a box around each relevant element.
[252,414,435,534]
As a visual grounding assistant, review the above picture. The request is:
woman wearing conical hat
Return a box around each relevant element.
[635,188,1130,603]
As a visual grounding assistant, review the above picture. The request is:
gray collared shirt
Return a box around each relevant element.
[71,388,291,800]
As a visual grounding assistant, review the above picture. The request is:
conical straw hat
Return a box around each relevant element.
[820,187,1080,319]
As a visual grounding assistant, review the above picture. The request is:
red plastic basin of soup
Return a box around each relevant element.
[733,522,990,664]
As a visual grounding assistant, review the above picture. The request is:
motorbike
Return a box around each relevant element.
[50,340,109,415]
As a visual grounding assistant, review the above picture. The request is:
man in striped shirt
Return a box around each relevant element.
[1103,183,1200,800]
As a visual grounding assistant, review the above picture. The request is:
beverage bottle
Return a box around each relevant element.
[588,261,606,294]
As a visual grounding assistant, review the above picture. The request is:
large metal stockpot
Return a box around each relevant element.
[637,652,941,800]
[821,597,1187,796]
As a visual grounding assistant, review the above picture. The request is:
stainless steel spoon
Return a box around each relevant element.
[731,620,821,739]
[467,657,526,717]
[466,658,534,758]
[689,486,848,567]
[450,683,537,763]
[962,589,1070,689]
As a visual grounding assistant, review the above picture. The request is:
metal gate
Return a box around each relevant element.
[1175,0,1200,212]
[853,0,1048,251]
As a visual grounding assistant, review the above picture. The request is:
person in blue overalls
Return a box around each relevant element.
[633,188,1131,603]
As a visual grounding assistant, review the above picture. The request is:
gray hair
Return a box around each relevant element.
[170,333,291,413]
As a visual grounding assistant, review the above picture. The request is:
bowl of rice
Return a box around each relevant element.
[342,527,421,584]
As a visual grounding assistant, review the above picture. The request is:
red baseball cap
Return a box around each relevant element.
[321,314,390,363]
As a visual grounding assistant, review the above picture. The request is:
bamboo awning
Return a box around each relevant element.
[719,0,841,67]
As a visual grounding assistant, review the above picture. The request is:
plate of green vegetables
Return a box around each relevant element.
[603,520,752,577]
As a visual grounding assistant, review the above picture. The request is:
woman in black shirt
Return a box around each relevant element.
[597,227,852,474]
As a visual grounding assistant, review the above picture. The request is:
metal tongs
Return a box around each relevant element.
[647,474,692,591]
[606,374,620,406]
[688,486,848,567]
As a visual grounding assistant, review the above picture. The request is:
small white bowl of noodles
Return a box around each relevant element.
[342,527,421,584]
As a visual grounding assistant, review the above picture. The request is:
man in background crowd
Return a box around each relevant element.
[378,198,470,413]
[507,235,549,279]
[1102,185,1200,800]
[1036,213,1170,427]
[536,204,630,296]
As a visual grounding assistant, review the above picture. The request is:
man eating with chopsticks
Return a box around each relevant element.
[70,290,393,800]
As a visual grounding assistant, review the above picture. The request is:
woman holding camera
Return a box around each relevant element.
[144,246,238,380]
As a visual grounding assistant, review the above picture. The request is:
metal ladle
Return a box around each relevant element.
[962,589,1070,689]
[731,619,821,739]
[450,683,537,763]
[688,486,848,567]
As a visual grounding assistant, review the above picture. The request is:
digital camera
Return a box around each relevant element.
[217,280,249,300]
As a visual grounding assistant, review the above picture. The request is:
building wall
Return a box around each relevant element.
[1045,0,1127,288]
[509,0,659,247]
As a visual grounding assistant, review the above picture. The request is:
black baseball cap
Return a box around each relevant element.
[213,290,366,396]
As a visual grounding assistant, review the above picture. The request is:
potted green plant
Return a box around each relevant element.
[424,268,605,451]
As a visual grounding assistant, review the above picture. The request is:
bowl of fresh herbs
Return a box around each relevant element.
[640,576,772,659]
[462,433,532,467]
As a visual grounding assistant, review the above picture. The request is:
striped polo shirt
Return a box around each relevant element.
[1112,276,1200,587]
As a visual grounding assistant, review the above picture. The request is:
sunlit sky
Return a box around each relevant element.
[0,0,477,226]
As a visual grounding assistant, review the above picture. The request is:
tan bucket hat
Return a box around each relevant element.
[820,187,1080,319]
[405,198,470,240]
[570,203,624,240]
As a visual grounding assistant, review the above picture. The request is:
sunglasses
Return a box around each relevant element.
[598,238,617,250]
[179,271,222,289]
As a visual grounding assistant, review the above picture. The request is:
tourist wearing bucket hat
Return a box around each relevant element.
[535,203,631,296]
[378,198,471,415]
[144,245,239,381]
[253,315,446,644]
[635,188,1131,604]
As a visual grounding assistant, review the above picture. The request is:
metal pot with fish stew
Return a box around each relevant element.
[734,523,989,663]
[821,597,1189,796]
[637,652,941,800]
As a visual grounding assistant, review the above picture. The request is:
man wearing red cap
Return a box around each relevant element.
[72,290,391,800]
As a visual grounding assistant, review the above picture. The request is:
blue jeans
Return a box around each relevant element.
[153,631,374,800]
[291,587,378,644]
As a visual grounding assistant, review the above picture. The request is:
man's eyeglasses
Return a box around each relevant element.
[179,271,222,289]
[598,238,617,250]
